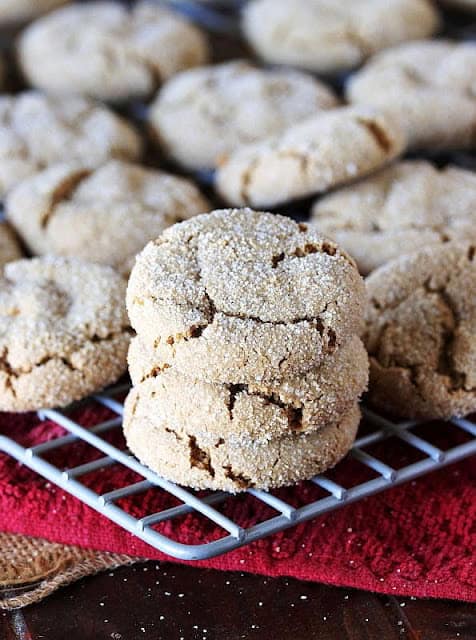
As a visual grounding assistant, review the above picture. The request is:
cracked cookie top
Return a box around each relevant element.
[6,160,210,276]
[311,161,476,274]
[364,243,476,419]
[18,1,209,101]
[128,334,368,443]
[149,60,338,171]
[127,208,366,384]
[0,256,130,411]
[0,92,142,199]
[346,40,476,151]
[0,222,22,270]
[242,0,439,74]
[215,105,406,208]
[0,0,70,25]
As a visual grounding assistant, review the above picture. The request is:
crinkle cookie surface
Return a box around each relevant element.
[6,160,209,275]
[0,0,70,25]
[0,256,130,411]
[0,222,22,270]
[124,385,360,492]
[242,0,439,73]
[149,60,338,170]
[215,106,405,208]
[364,243,476,419]
[347,40,476,150]
[128,334,368,442]
[18,1,209,101]
[127,208,366,384]
[0,92,142,198]
[311,161,476,274]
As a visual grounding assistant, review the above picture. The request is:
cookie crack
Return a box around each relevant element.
[226,383,304,432]
[40,169,92,229]
[188,435,215,477]
[222,465,253,490]
[356,116,393,154]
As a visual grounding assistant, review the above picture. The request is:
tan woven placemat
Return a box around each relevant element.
[0,533,140,610]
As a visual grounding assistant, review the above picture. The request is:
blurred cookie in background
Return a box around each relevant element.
[18,1,209,102]
[149,60,338,172]
[347,40,476,151]
[0,220,22,269]
[0,91,142,199]
[242,0,439,75]
[311,161,476,274]
[6,160,209,276]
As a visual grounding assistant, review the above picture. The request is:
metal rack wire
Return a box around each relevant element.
[1,385,475,561]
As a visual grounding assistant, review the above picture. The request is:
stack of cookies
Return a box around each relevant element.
[124,209,369,492]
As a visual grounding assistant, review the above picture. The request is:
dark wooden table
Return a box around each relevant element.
[1,562,474,640]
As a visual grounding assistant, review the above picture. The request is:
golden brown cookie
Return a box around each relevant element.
[215,106,405,208]
[128,334,368,442]
[0,92,142,199]
[0,256,130,412]
[0,221,22,270]
[124,383,360,491]
[364,243,476,419]
[149,60,338,171]
[18,1,209,101]
[242,0,439,74]
[311,161,476,274]
[6,160,209,276]
[347,40,476,151]
[127,209,366,385]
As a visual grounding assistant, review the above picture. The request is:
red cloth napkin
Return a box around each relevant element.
[1,406,475,601]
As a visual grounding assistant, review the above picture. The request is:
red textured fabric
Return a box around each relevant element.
[0,406,475,601]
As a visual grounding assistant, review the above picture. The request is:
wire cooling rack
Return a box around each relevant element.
[1,386,475,561]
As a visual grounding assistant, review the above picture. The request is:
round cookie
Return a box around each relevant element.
[128,334,368,443]
[18,1,209,102]
[127,209,366,385]
[6,160,210,276]
[124,385,360,492]
[0,0,70,25]
[149,60,338,171]
[364,243,476,420]
[346,40,476,151]
[0,221,22,269]
[0,92,142,199]
[242,0,439,74]
[311,161,476,275]
[215,106,405,208]
[0,256,131,412]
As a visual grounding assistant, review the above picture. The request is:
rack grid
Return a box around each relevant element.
[1,385,475,561]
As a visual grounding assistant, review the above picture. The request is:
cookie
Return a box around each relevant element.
[242,0,439,74]
[149,60,339,171]
[215,106,405,208]
[0,92,142,199]
[18,1,209,102]
[346,40,476,151]
[0,0,70,25]
[311,161,476,275]
[124,383,360,491]
[364,243,476,420]
[0,221,22,270]
[0,256,130,412]
[127,209,366,385]
[128,334,368,443]
[6,160,210,276]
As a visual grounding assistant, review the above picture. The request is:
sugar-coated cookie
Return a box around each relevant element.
[18,1,209,101]
[127,209,366,385]
[311,161,476,274]
[149,60,338,171]
[215,106,405,208]
[364,243,476,419]
[6,160,209,275]
[347,40,476,151]
[242,0,439,74]
[0,92,141,199]
[0,256,130,411]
